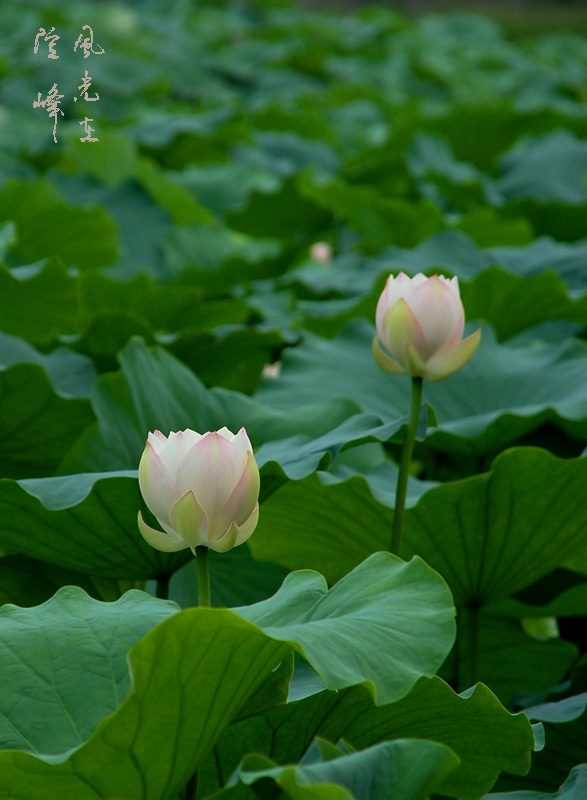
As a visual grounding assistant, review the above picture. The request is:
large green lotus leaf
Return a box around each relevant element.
[453,610,578,703]
[0,94,55,168]
[166,327,286,394]
[126,107,234,149]
[487,236,587,291]
[262,424,432,511]
[491,699,587,796]
[162,222,281,281]
[169,160,280,216]
[456,208,534,249]
[250,470,419,581]
[459,268,587,342]
[487,579,587,620]
[226,176,330,240]
[134,46,237,131]
[51,174,170,282]
[0,261,78,345]
[0,472,190,580]
[235,552,456,706]
[0,260,251,353]
[254,412,425,482]
[205,677,534,800]
[0,554,140,606]
[521,694,587,726]
[406,131,489,204]
[290,232,587,295]
[71,318,280,393]
[238,739,459,800]
[59,337,361,474]
[78,272,250,331]
[420,91,582,168]
[490,765,587,800]
[208,54,321,112]
[78,272,199,330]
[251,449,587,605]
[281,250,387,299]
[0,602,289,800]
[72,273,257,374]
[136,157,216,225]
[234,131,342,180]
[298,171,444,251]
[406,139,531,240]
[296,292,380,341]
[296,266,587,344]
[458,582,587,702]
[496,131,587,206]
[0,587,178,755]
[333,679,533,799]
[324,451,437,509]
[255,320,587,455]
[60,130,139,188]
[234,652,294,725]
[402,449,587,605]
[0,472,454,701]
[68,310,155,373]
[0,331,96,397]
[501,199,587,244]
[0,362,95,479]
[168,544,288,609]
[324,99,390,155]
[59,340,226,472]
[0,179,118,269]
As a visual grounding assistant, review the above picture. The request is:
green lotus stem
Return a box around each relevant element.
[184,770,198,800]
[468,604,480,688]
[195,546,211,608]
[184,549,211,800]
[156,575,170,600]
[391,376,423,557]
[459,603,480,691]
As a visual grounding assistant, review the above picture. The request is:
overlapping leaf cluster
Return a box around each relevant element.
[0,0,586,798]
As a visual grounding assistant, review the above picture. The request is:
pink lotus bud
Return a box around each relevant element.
[262,361,282,379]
[137,427,259,553]
[373,272,481,381]
[310,242,333,264]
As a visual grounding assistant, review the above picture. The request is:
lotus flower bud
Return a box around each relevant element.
[137,427,260,553]
[373,272,481,381]
[310,242,333,264]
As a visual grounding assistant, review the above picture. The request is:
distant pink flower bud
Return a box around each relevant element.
[310,242,333,264]
[137,427,259,553]
[262,361,282,379]
[373,272,481,381]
